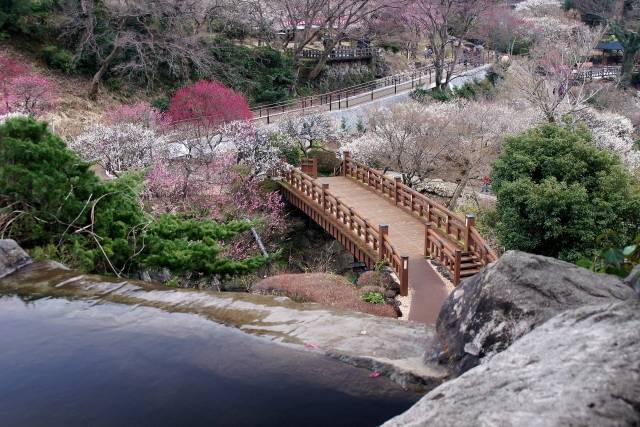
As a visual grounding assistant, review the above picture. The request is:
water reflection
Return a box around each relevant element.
[0,295,419,427]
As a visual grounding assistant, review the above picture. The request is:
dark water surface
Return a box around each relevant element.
[0,295,419,427]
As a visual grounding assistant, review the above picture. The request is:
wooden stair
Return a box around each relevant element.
[459,253,483,278]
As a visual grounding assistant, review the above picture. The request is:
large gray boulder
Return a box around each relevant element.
[436,251,636,375]
[385,299,640,427]
[0,239,32,279]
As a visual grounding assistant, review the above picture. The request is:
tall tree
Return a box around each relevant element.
[404,0,491,90]
[60,0,213,98]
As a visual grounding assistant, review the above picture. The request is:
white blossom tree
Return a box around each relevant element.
[71,123,163,177]
[278,113,336,156]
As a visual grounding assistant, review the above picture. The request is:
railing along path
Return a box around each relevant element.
[252,52,491,125]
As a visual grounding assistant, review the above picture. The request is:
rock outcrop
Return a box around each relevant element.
[385,299,640,427]
[625,265,640,295]
[0,239,32,279]
[436,251,636,375]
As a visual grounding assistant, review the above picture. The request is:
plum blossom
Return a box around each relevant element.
[71,123,164,177]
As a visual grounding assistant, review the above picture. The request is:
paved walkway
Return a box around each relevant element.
[316,176,450,324]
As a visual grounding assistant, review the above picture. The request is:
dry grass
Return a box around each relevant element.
[253,273,398,318]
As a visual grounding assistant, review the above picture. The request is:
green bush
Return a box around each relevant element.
[0,117,274,278]
[207,39,294,105]
[409,87,430,103]
[577,235,640,278]
[430,88,453,102]
[491,123,640,261]
[361,291,385,304]
[0,0,55,38]
[41,45,76,74]
[307,148,341,176]
[151,96,170,112]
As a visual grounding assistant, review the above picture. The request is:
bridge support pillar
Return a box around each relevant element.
[464,214,475,252]
[378,224,389,261]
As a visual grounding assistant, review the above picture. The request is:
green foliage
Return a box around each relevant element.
[0,117,273,279]
[373,260,389,271]
[0,117,100,247]
[271,132,303,166]
[491,123,640,261]
[577,235,640,278]
[409,87,431,103]
[307,148,341,176]
[356,117,366,133]
[141,214,272,278]
[340,116,349,132]
[151,96,170,112]
[208,39,294,105]
[430,88,453,102]
[454,78,496,100]
[41,45,76,74]
[0,0,56,38]
[361,291,385,304]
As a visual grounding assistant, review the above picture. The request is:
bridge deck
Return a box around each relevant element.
[316,176,450,324]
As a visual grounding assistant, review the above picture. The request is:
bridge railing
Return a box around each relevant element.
[251,51,491,124]
[301,47,377,61]
[341,152,497,283]
[283,166,409,294]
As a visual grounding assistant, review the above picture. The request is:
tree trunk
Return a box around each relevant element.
[307,40,339,81]
[88,42,120,99]
[447,171,471,211]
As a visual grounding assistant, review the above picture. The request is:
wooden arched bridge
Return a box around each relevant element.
[281,153,497,324]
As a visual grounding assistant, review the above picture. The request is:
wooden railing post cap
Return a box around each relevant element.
[465,213,476,225]
[343,151,351,159]
[322,183,329,189]
[379,224,389,232]
[394,176,401,181]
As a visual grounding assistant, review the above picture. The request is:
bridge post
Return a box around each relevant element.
[378,224,389,261]
[329,94,332,111]
[342,151,351,176]
[321,184,329,211]
[394,177,401,205]
[424,223,431,257]
[400,256,409,296]
[464,214,475,252]
[454,250,462,286]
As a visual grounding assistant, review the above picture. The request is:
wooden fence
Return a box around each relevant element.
[281,166,410,295]
[301,47,377,61]
[341,152,497,284]
[252,52,491,124]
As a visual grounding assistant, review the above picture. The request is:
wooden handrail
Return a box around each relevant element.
[341,152,497,284]
[282,166,409,295]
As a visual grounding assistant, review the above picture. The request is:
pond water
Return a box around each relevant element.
[0,294,419,427]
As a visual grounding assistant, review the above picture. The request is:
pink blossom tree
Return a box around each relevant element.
[0,55,28,113]
[4,75,57,117]
[105,102,161,129]
[145,155,285,258]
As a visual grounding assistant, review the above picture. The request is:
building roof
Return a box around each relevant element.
[596,41,624,51]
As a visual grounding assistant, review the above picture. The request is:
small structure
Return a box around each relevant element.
[594,40,624,65]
